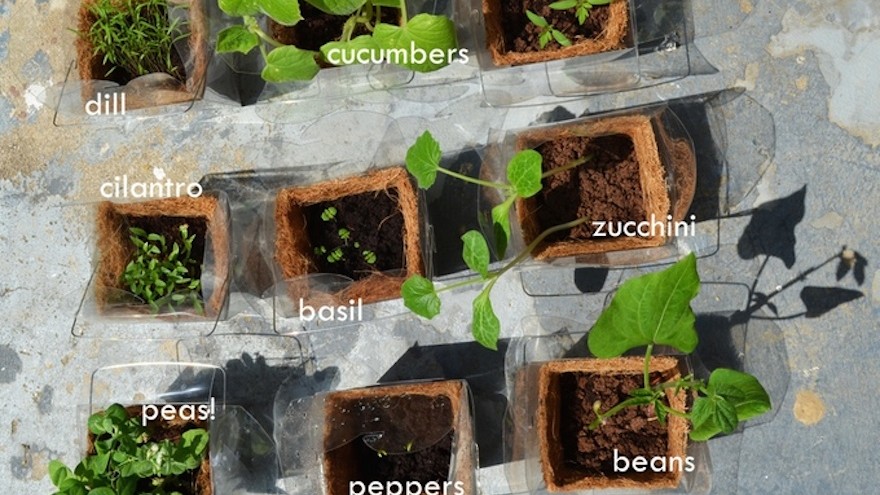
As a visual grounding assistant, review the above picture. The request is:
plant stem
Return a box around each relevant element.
[437,167,510,191]
[399,0,408,25]
[541,155,592,179]
[251,25,284,48]
[589,396,649,430]
[662,406,690,419]
[435,275,486,294]
[643,344,653,389]
[491,216,591,280]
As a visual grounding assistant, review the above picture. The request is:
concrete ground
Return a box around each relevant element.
[2,0,879,493]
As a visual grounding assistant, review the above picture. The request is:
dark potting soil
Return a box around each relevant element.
[535,134,645,241]
[304,189,405,280]
[328,394,455,488]
[124,215,207,289]
[270,3,399,58]
[560,371,669,475]
[502,0,612,53]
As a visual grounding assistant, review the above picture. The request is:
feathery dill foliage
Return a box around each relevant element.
[84,0,190,81]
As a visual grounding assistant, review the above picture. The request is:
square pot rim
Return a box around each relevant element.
[537,356,689,492]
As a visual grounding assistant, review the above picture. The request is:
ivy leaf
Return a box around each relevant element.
[461,231,490,278]
[259,0,303,25]
[689,394,738,441]
[405,131,442,189]
[402,275,441,319]
[507,150,543,198]
[304,0,365,15]
[588,253,700,357]
[472,291,500,350]
[491,200,513,258]
[261,46,320,82]
[219,0,258,16]
[216,26,260,54]
[372,14,458,72]
[320,35,380,66]
[708,368,772,422]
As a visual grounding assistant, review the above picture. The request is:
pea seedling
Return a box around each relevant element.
[49,403,209,495]
[215,0,459,82]
[587,253,772,440]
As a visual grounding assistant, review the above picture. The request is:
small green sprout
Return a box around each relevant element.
[338,228,351,241]
[362,250,377,265]
[526,10,571,49]
[404,440,414,452]
[321,206,338,222]
[122,224,203,314]
[376,449,388,458]
[549,0,612,25]
[327,247,344,263]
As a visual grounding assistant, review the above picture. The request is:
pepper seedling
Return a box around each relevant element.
[49,403,209,495]
[215,0,459,82]
[401,131,591,349]
[525,10,571,49]
[587,253,772,440]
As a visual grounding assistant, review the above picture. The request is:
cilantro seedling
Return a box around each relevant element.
[402,131,591,349]
[122,224,204,314]
[549,0,612,25]
[526,10,571,49]
[586,253,772,440]
[215,0,459,83]
[49,404,209,495]
[76,0,190,81]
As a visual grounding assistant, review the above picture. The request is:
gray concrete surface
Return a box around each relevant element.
[2,0,880,493]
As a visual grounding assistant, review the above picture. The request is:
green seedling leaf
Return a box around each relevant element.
[525,9,548,27]
[49,460,71,486]
[588,253,700,357]
[491,201,513,258]
[262,46,321,82]
[549,0,577,8]
[320,35,380,66]
[180,428,209,456]
[461,231,490,278]
[372,0,400,6]
[219,0,258,16]
[689,394,738,441]
[590,0,612,4]
[88,488,116,495]
[472,291,500,350]
[402,275,441,319]
[539,31,552,49]
[551,29,572,46]
[216,25,260,54]
[405,131,442,188]
[372,14,458,72]
[708,368,772,422]
[304,0,366,15]
[260,0,302,25]
[507,149,543,198]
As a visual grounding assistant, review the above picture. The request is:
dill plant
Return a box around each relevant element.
[82,0,190,81]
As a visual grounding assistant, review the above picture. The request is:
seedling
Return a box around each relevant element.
[586,253,772,441]
[122,224,204,314]
[77,0,190,80]
[549,0,612,25]
[313,203,378,266]
[401,131,591,349]
[525,10,571,49]
[215,0,459,83]
[49,403,209,495]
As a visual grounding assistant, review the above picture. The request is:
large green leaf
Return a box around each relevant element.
[588,253,700,357]
[472,291,500,350]
[401,275,441,318]
[507,150,543,198]
[216,26,260,54]
[304,0,366,15]
[219,0,258,16]
[261,46,320,82]
[405,130,441,188]
[259,0,302,25]
[372,14,458,72]
[708,368,772,421]
[461,231,490,278]
[689,394,738,441]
